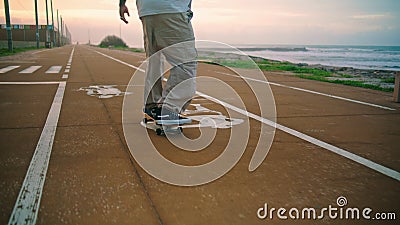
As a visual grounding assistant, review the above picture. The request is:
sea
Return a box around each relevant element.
[233,45,400,71]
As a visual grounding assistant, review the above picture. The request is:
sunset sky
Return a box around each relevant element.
[1,0,399,47]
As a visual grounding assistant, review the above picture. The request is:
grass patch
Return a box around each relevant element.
[205,58,333,77]
[340,74,355,78]
[99,45,144,53]
[203,57,393,92]
[381,77,395,84]
[296,74,394,92]
[259,64,332,77]
[130,48,144,53]
[200,58,257,69]
[216,59,258,69]
[0,46,44,57]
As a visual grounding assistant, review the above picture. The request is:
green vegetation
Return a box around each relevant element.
[0,46,44,57]
[259,64,332,77]
[203,58,394,92]
[295,74,393,92]
[205,59,258,69]
[99,35,128,48]
[340,74,355,78]
[381,77,395,84]
[98,35,143,53]
[108,45,144,53]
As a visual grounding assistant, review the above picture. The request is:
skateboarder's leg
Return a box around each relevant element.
[143,54,163,111]
[141,16,163,112]
[156,13,197,113]
[141,13,197,123]
[161,40,197,113]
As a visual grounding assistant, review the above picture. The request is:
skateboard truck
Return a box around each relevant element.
[143,115,184,136]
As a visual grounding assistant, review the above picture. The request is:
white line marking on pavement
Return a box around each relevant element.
[94,50,143,70]
[215,71,396,111]
[0,65,20,73]
[196,91,400,181]
[64,69,70,73]
[32,49,51,55]
[45,66,62,74]
[66,65,70,69]
[95,49,400,181]
[19,66,42,74]
[7,82,67,225]
[0,81,61,85]
[8,46,75,225]
[67,47,74,64]
[62,74,68,79]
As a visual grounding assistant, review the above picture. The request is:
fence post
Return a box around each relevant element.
[394,72,400,103]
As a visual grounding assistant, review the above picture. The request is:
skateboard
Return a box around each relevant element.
[142,113,185,136]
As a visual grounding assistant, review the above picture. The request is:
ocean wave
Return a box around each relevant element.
[383,65,400,69]
[238,47,308,52]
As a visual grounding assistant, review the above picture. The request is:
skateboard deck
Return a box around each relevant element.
[142,114,186,136]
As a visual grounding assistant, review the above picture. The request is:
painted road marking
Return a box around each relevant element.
[32,49,51,55]
[0,81,61,85]
[8,46,75,225]
[93,49,400,181]
[0,65,20,73]
[215,71,396,111]
[64,69,70,73]
[67,47,74,64]
[79,85,132,98]
[7,82,66,225]
[62,74,68,79]
[196,91,400,181]
[94,50,141,70]
[45,66,62,74]
[19,66,42,74]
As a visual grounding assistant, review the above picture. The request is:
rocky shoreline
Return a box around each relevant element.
[300,63,397,79]
[249,56,398,89]
[250,55,397,78]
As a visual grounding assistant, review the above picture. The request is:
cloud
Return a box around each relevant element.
[352,13,393,20]
[1,0,399,46]
[273,12,307,18]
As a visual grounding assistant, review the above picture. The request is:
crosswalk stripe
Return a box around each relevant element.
[0,65,20,73]
[19,66,42,74]
[45,66,62,74]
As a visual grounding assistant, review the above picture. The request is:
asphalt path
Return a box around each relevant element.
[0,45,399,225]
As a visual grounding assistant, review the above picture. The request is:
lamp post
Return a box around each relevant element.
[50,0,55,47]
[34,0,39,48]
[45,0,50,47]
[3,0,13,51]
[57,10,60,46]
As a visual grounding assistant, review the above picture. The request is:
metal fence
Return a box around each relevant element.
[0,24,71,48]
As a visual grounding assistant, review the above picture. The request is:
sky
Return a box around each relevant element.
[1,0,399,47]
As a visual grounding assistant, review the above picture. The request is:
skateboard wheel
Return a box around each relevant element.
[156,128,163,136]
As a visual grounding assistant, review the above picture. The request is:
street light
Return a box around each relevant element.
[3,0,13,51]
[34,0,39,48]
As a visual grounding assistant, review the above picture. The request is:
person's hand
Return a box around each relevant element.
[119,4,130,24]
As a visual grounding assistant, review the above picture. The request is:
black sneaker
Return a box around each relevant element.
[144,107,161,121]
[156,107,191,125]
